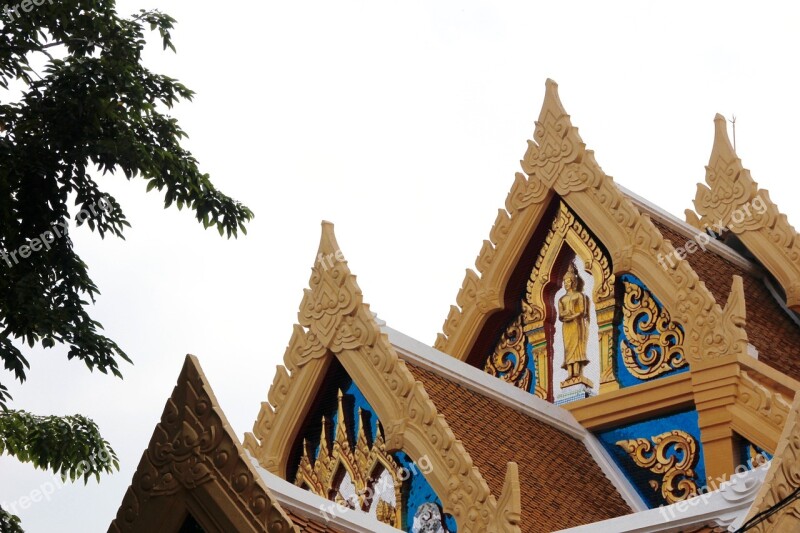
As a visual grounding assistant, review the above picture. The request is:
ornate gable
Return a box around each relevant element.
[691,114,800,311]
[431,79,800,491]
[109,355,296,533]
[244,222,520,533]
[435,80,749,372]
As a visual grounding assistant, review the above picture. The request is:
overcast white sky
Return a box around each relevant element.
[2,1,800,531]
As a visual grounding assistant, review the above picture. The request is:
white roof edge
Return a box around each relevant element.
[247,453,401,533]
[554,462,770,533]
[383,325,648,513]
[384,325,584,437]
[617,184,760,274]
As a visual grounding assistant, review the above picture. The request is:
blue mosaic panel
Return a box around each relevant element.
[595,410,706,509]
[615,274,689,388]
[294,360,456,532]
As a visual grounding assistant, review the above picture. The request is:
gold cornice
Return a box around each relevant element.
[109,355,297,533]
[435,79,749,370]
[741,391,800,531]
[244,222,520,533]
[692,114,800,311]
[564,371,694,430]
[730,371,793,453]
[564,348,798,474]
[737,353,800,398]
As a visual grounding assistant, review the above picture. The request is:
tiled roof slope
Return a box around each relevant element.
[286,511,344,533]
[653,220,800,382]
[404,362,632,532]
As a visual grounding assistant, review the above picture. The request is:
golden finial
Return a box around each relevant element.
[335,389,348,441]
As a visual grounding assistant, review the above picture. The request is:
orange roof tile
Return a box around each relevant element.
[405,362,632,532]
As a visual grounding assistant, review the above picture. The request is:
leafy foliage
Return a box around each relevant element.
[0,1,253,529]
[0,410,118,482]
[0,507,23,533]
[0,1,252,404]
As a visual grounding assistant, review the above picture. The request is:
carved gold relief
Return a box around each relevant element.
[558,263,593,388]
[619,280,687,380]
[485,315,531,391]
[110,356,295,532]
[739,371,792,429]
[248,223,512,532]
[437,79,750,392]
[617,429,698,503]
[616,430,699,504]
[294,390,402,529]
[487,200,617,398]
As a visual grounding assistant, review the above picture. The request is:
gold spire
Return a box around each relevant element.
[335,389,348,443]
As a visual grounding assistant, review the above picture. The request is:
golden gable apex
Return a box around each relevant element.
[244,222,521,533]
[691,114,800,310]
[436,79,749,367]
[110,355,297,532]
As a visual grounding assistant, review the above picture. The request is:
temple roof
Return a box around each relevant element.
[108,355,296,533]
[403,359,632,529]
[113,80,800,532]
[623,186,800,383]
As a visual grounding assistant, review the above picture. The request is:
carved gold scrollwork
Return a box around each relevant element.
[294,390,402,528]
[620,281,687,379]
[485,315,531,391]
[616,430,699,504]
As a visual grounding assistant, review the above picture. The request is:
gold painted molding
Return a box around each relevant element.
[692,114,800,311]
[741,391,800,531]
[564,371,694,431]
[109,355,297,533]
[244,222,520,533]
[730,371,793,453]
[435,79,749,372]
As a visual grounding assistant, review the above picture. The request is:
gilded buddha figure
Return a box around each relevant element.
[558,262,593,388]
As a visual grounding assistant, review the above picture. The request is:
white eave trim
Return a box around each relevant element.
[554,463,769,533]
[383,325,648,513]
[248,454,401,533]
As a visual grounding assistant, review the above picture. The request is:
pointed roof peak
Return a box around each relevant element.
[296,222,379,356]
[317,219,342,257]
[711,113,736,162]
[538,77,570,125]
[110,354,295,531]
[520,79,585,187]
